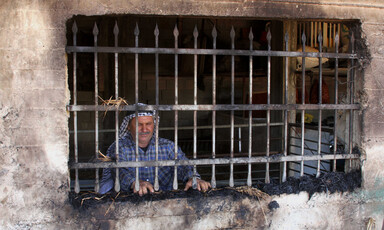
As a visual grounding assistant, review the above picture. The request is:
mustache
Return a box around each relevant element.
[138,132,151,135]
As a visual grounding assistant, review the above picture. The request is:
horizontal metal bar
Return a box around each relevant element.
[66,46,358,59]
[67,104,360,112]
[159,122,283,131]
[69,122,284,134]
[69,153,359,169]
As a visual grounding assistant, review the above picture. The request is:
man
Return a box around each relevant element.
[99,105,211,196]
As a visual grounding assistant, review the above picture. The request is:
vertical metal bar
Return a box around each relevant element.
[93,23,100,193]
[283,32,289,182]
[113,22,120,192]
[349,33,355,162]
[247,27,253,187]
[211,26,217,189]
[134,23,140,192]
[173,25,179,190]
[238,127,242,153]
[154,24,160,191]
[193,26,198,189]
[333,32,339,172]
[300,32,306,177]
[72,22,80,194]
[265,28,271,184]
[229,26,235,187]
[317,32,323,178]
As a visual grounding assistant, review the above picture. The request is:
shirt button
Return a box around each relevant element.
[146,179,149,182]
[145,167,148,169]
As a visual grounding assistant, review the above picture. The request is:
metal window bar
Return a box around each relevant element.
[230,26,235,187]
[265,28,271,183]
[68,104,358,111]
[67,21,360,193]
[333,32,339,172]
[349,33,355,167]
[212,26,217,189]
[317,32,323,178]
[283,32,289,182]
[134,23,140,193]
[155,24,160,191]
[71,154,358,170]
[193,26,198,189]
[173,25,179,190]
[113,21,121,192]
[72,22,79,194]
[300,32,306,177]
[247,28,253,187]
[93,23,100,193]
[69,122,289,134]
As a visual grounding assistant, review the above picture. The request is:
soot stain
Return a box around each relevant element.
[255,170,361,199]
[69,171,361,211]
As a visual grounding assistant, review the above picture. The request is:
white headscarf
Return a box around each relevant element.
[118,103,159,138]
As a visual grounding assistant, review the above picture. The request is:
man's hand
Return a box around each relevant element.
[131,180,155,196]
[184,178,211,192]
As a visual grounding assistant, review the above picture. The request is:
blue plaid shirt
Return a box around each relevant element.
[99,133,199,193]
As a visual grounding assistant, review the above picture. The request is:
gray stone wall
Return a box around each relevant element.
[0,0,383,229]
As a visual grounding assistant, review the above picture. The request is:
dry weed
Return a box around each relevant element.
[98,96,128,117]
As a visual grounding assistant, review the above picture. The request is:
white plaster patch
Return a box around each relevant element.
[7,190,26,208]
[363,145,384,190]
[269,192,351,229]
[44,143,67,174]
[272,191,309,208]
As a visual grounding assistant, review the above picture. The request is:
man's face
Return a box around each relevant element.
[128,116,154,148]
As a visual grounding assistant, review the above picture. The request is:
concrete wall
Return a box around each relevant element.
[0,0,384,229]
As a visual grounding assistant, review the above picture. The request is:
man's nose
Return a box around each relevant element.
[141,124,148,132]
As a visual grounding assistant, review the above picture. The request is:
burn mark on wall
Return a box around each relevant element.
[268,200,279,211]
[69,188,264,210]
[69,187,271,229]
[66,171,361,230]
[234,205,250,226]
[69,171,361,212]
[257,170,361,198]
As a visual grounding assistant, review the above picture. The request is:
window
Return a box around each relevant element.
[66,16,360,193]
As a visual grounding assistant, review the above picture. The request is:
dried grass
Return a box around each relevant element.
[98,96,129,117]
[98,150,112,162]
[105,192,120,216]
[366,217,375,230]
[232,186,270,200]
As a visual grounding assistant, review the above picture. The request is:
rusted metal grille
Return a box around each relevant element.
[66,20,360,193]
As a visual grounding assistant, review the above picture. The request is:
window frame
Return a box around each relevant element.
[66,17,361,193]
